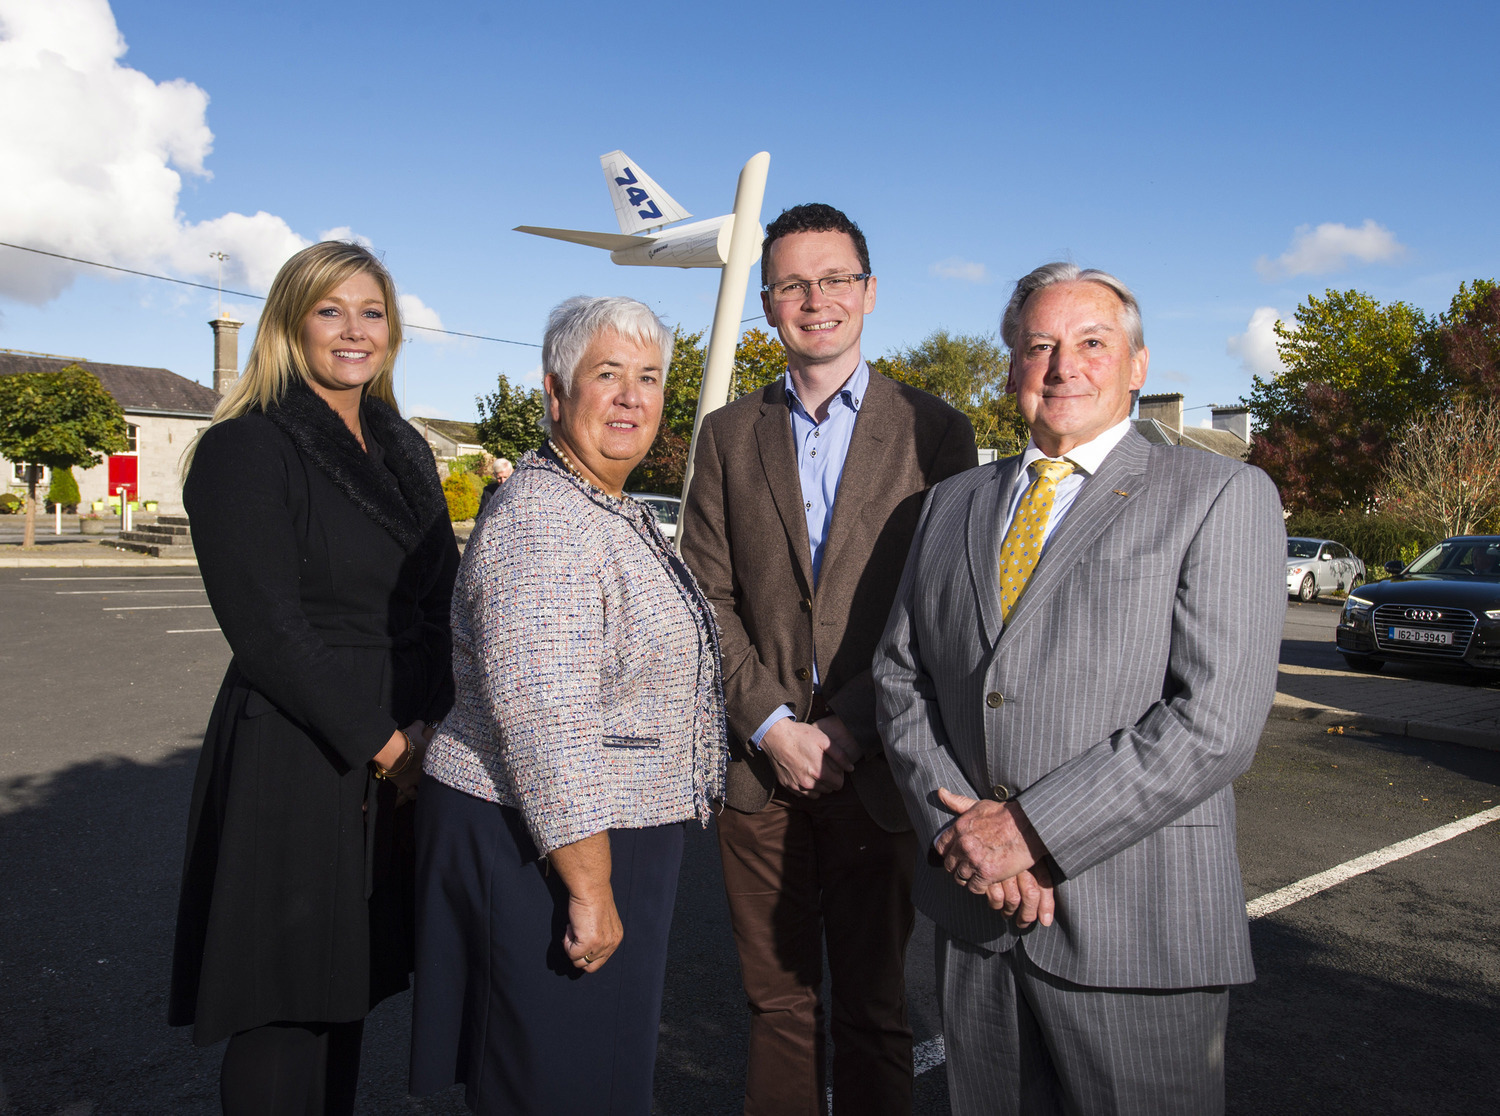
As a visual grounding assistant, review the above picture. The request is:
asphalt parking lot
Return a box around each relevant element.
[1,569,1496,1114]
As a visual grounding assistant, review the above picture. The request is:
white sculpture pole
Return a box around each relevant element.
[677,151,770,548]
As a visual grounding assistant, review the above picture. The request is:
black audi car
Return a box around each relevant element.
[1336,536,1500,672]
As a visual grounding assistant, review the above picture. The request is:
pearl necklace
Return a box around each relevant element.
[546,439,622,501]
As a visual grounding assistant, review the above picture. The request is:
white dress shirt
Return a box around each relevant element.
[1002,417,1133,555]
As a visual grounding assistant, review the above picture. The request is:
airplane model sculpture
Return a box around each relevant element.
[515,150,759,268]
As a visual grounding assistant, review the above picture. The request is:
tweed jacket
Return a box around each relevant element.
[680,369,977,831]
[873,430,1285,988]
[425,449,727,855]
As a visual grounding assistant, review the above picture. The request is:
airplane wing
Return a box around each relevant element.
[513,226,656,251]
[600,150,692,235]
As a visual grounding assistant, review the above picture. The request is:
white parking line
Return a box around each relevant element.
[56,589,204,595]
[102,604,214,611]
[1246,803,1500,920]
[894,807,1500,1086]
[20,575,201,581]
[167,628,222,634]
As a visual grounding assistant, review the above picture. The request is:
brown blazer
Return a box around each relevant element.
[680,369,977,831]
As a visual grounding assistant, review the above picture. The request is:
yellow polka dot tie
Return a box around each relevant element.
[997,459,1075,622]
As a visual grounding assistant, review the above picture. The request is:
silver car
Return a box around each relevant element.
[631,493,681,540]
[1287,537,1366,601]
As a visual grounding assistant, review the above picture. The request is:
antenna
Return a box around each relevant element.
[209,252,230,317]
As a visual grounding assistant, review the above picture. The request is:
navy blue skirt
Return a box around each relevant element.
[409,779,684,1115]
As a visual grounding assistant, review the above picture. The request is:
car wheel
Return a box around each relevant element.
[1341,653,1384,673]
[1298,573,1317,602]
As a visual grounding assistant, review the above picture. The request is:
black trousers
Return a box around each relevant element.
[410,780,685,1116]
[220,1019,364,1116]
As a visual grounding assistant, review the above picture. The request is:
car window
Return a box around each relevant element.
[1330,544,1348,559]
[1407,539,1500,575]
[1287,539,1318,559]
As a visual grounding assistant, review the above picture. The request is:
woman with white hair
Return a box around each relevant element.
[410,296,727,1115]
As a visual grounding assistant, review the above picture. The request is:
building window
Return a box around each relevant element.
[12,463,50,483]
[126,424,139,452]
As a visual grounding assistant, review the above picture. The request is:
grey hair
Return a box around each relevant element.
[1000,263,1144,355]
[540,295,673,433]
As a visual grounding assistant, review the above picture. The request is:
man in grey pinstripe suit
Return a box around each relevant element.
[873,264,1285,1115]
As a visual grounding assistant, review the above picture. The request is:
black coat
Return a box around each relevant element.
[169,382,457,1045]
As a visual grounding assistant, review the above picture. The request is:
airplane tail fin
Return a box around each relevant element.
[600,150,692,234]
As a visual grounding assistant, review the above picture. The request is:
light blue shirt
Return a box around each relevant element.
[1002,417,1133,557]
[749,361,869,746]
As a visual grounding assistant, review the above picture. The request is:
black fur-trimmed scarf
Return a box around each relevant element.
[265,380,447,555]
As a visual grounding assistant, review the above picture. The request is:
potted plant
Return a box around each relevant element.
[142,499,158,512]
[80,513,106,536]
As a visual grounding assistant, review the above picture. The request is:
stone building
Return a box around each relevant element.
[1134,392,1252,460]
[1,336,225,513]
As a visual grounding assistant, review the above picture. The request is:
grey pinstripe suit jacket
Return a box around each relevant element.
[873,429,1284,989]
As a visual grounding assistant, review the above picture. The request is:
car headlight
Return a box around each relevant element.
[1289,566,1303,576]
[1344,594,1374,617]
[1486,609,1500,620]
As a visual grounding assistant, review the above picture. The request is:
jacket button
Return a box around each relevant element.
[800,597,812,613]
[795,667,811,681]
[986,692,1004,708]
[992,784,1012,802]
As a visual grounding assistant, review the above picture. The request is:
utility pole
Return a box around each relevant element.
[209,252,229,317]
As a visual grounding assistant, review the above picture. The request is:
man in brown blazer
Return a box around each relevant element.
[680,203,977,1116]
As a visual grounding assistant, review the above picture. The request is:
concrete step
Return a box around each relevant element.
[104,538,197,560]
[157,514,190,528]
[119,524,191,541]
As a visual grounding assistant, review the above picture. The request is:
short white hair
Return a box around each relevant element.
[540,296,673,433]
[1000,263,1144,355]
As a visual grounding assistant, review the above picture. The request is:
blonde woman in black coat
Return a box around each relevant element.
[169,242,458,1115]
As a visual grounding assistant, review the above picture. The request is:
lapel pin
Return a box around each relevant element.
[1113,489,1130,497]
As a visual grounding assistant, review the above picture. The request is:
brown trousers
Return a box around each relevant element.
[717,780,917,1116]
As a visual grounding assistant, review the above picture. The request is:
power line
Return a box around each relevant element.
[0,240,542,348]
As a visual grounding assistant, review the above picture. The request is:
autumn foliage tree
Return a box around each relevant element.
[1375,397,1500,537]
[1246,290,1440,512]
[876,330,1028,455]
[0,366,128,547]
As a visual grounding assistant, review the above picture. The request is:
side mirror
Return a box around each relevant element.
[1384,560,1405,575]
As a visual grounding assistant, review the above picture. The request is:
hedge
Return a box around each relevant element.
[443,472,484,522]
[1283,511,1440,574]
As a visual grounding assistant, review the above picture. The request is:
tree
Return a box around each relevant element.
[1374,397,1500,538]
[1433,280,1500,398]
[1247,383,1390,514]
[1245,290,1438,511]
[0,366,128,547]
[882,330,1028,454]
[474,374,545,463]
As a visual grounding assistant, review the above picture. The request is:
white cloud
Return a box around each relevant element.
[0,0,442,328]
[1227,307,1285,375]
[398,293,452,344]
[1255,220,1405,281]
[930,257,988,283]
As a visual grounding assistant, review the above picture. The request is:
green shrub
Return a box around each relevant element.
[443,473,482,521]
[1284,511,1439,575]
[0,492,22,514]
[449,453,486,476]
[47,467,80,512]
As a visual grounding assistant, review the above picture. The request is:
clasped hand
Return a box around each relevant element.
[760,714,862,798]
[934,787,1055,929]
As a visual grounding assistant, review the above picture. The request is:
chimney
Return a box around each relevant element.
[1211,405,1252,444]
[1137,392,1183,433]
[210,315,244,395]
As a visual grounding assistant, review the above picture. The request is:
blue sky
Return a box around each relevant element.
[2,0,1497,427]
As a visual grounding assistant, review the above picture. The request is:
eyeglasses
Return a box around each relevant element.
[761,273,872,302]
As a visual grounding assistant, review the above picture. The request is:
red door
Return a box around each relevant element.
[107,455,138,501]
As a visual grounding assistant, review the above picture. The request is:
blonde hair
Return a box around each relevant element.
[180,241,404,479]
